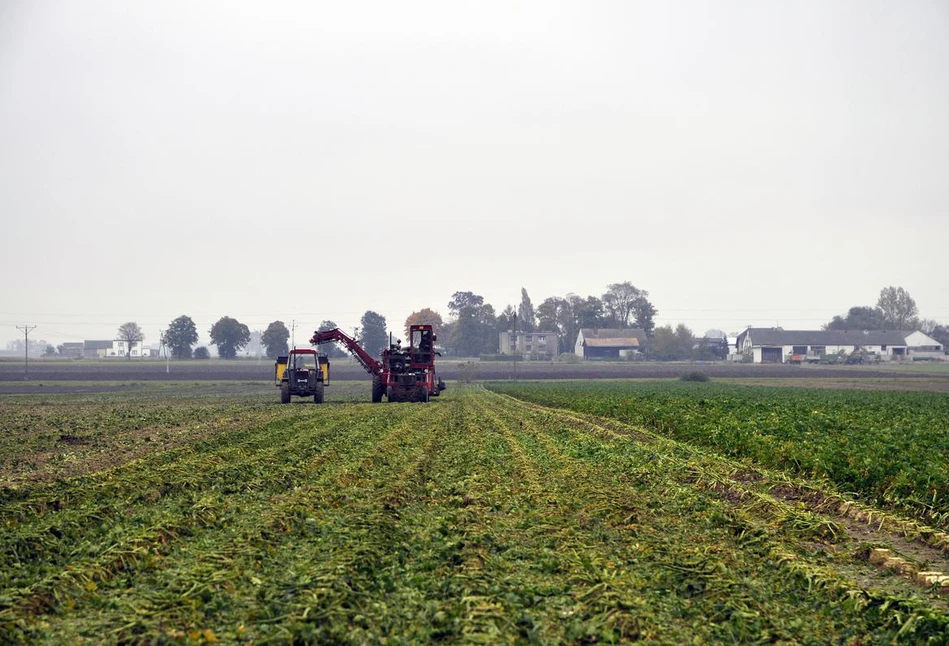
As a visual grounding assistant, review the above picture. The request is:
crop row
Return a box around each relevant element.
[4,387,948,642]
[487,381,949,527]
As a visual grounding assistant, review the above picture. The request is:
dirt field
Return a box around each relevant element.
[1,358,944,384]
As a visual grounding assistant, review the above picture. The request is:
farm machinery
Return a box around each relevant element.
[275,348,329,404]
[310,324,446,403]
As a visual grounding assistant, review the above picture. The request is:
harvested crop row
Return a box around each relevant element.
[3,387,948,643]
[487,380,949,527]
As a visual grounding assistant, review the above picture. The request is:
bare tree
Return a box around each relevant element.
[117,321,144,359]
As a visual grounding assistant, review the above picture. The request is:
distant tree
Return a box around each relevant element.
[647,324,694,360]
[479,303,498,354]
[877,286,919,330]
[209,316,250,359]
[928,325,949,349]
[56,344,66,356]
[632,295,658,337]
[360,311,388,358]
[404,308,444,340]
[518,288,536,332]
[602,282,644,327]
[193,346,211,360]
[570,294,605,330]
[497,304,517,333]
[536,296,571,352]
[164,315,199,359]
[824,306,886,330]
[44,344,56,357]
[117,322,144,360]
[6,339,48,356]
[447,291,487,357]
[262,320,290,358]
[317,320,347,358]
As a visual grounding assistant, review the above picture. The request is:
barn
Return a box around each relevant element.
[575,328,647,359]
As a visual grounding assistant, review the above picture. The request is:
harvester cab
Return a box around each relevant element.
[275,348,329,404]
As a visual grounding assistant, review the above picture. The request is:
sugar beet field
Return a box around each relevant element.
[2,380,949,643]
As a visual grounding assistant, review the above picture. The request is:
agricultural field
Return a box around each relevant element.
[2,383,949,643]
[488,381,949,528]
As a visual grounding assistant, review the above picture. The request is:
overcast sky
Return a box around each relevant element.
[1,0,947,350]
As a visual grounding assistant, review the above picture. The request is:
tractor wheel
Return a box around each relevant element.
[386,386,395,402]
[314,382,324,404]
[280,384,291,404]
[371,376,384,403]
[422,389,431,403]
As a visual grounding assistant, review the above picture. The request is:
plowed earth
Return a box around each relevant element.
[1,387,948,643]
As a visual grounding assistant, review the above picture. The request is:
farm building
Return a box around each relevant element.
[83,340,151,358]
[82,340,113,359]
[58,342,83,358]
[904,331,945,359]
[735,328,910,363]
[499,331,560,359]
[575,328,647,359]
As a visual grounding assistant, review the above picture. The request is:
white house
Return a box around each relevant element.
[104,340,150,358]
[735,328,909,363]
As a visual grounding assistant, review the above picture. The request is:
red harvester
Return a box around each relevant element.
[309,324,446,403]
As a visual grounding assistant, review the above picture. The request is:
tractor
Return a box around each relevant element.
[275,348,329,404]
[310,324,446,403]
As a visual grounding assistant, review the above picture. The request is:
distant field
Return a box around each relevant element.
[1,357,946,384]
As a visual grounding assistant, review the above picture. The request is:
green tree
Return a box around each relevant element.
[518,288,536,332]
[824,306,886,330]
[877,286,919,330]
[261,320,290,358]
[117,322,144,360]
[360,311,388,358]
[44,344,56,356]
[537,296,570,352]
[209,316,250,359]
[632,295,658,337]
[193,346,210,360]
[602,282,644,328]
[647,324,694,360]
[497,304,517,333]
[164,315,199,359]
[447,291,500,357]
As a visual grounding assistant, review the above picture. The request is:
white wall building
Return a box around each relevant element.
[735,328,909,363]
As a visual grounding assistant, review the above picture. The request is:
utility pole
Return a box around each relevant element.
[159,329,169,374]
[290,320,296,350]
[16,325,37,379]
[511,314,518,382]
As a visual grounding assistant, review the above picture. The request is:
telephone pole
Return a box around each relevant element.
[16,325,37,379]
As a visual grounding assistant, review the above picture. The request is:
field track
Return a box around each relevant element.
[2,387,949,643]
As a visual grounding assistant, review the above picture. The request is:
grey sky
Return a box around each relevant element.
[2,0,947,349]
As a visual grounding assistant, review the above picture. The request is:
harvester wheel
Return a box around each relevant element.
[371,376,383,403]
[280,384,290,404]
[314,382,324,404]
